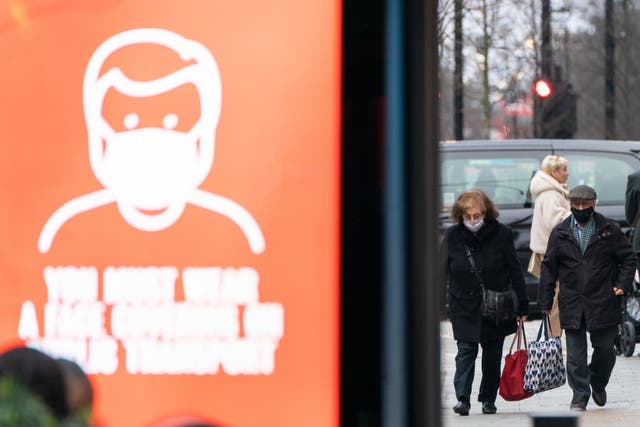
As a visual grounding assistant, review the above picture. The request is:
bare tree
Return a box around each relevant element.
[436,0,640,141]
[464,0,539,139]
[605,0,616,139]
[568,0,640,139]
[454,0,464,139]
[438,0,581,140]
[465,0,495,139]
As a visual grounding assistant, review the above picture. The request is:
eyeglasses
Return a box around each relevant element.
[463,213,484,221]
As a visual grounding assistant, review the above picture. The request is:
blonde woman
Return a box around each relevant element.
[529,155,570,336]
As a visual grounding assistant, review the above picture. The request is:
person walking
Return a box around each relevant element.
[538,185,636,411]
[444,189,529,416]
[529,155,570,336]
[625,169,640,271]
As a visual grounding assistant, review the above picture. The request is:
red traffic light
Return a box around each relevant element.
[534,79,552,98]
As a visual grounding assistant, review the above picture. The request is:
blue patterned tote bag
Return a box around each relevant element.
[523,315,566,393]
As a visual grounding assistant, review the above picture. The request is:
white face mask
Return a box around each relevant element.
[99,127,201,209]
[463,219,484,233]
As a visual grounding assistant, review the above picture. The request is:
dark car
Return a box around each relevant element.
[440,139,640,314]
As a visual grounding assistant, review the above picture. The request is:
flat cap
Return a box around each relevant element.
[568,184,597,200]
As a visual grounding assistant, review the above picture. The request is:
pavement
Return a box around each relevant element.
[441,319,640,427]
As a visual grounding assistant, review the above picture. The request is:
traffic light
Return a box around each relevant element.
[534,79,552,98]
[533,77,576,139]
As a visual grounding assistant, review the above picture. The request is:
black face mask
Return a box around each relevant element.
[571,206,594,224]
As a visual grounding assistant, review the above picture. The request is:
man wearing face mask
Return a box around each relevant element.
[538,185,636,411]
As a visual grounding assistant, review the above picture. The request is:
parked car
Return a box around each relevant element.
[440,139,640,314]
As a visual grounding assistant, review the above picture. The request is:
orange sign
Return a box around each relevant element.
[0,1,340,426]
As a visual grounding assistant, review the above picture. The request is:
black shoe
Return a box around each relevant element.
[592,389,607,407]
[481,401,497,414]
[453,400,470,416]
[569,401,587,411]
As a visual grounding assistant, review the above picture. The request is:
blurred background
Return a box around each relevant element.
[437,0,640,141]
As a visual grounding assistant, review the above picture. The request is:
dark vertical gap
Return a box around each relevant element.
[341,0,384,425]
[406,0,441,425]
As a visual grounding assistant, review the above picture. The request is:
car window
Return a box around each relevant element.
[558,151,638,206]
[441,150,543,209]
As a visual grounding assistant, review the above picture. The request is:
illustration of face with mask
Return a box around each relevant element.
[39,29,265,254]
[84,29,221,231]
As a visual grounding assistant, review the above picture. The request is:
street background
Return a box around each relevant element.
[441,319,640,426]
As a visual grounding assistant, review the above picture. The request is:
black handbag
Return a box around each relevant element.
[464,245,518,325]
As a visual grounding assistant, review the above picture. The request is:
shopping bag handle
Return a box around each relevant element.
[536,314,553,341]
[508,318,527,353]
[546,313,556,337]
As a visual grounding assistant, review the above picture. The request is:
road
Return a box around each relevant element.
[441,319,640,426]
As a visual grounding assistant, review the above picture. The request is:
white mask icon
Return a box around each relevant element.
[100,126,201,229]
[38,28,265,253]
[103,127,200,206]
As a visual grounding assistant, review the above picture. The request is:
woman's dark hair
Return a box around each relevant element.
[450,189,499,223]
[0,347,69,420]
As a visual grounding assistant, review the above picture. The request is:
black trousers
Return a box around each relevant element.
[453,336,505,404]
[565,324,617,404]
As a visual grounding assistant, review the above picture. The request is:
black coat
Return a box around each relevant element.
[538,212,636,331]
[625,170,640,255]
[444,219,529,343]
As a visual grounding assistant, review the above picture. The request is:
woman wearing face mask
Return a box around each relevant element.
[528,155,570,337]
[443,189,529,416]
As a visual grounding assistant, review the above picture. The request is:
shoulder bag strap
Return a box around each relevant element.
[464,245,486,293]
